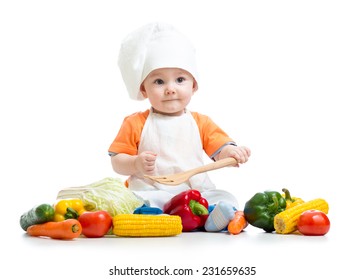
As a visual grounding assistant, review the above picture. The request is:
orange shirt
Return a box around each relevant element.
[108,109,235,158]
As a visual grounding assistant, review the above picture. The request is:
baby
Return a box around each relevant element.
[108,22,251,231]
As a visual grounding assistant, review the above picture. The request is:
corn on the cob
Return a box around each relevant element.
[113,214,182,237]
[274,198,329,234]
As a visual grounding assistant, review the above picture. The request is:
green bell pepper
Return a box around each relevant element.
[243,191,286,232]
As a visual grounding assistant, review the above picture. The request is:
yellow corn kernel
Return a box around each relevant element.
[274,198,329,234]
[112,214,182,237]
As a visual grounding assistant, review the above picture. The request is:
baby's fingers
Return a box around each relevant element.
[143,152,157,173]
[235,146,251,164]
[145,152,157,160]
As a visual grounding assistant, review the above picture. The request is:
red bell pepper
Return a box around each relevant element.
[163,190,209,232]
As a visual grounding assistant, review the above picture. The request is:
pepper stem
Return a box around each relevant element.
[64,207,79,220]
[189,200,209,215]
[282,188,292,201]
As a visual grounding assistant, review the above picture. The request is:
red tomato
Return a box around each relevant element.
[78,210,112,238]
[297,210,330,236]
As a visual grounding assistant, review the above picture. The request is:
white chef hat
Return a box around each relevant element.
[118,22,198,100]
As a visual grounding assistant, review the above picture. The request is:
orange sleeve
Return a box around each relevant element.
[191,112,235,158]
[108,110,149,156]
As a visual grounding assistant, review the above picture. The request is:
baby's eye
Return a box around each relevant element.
[154,79,164,85]
[176,77,185,83]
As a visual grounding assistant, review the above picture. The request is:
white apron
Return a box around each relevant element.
[128,109,239,209]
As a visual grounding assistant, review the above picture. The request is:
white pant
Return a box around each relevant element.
[133,189,239,210]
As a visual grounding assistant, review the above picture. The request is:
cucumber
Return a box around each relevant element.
[20,203,55,231]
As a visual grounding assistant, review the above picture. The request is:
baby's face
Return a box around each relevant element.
[140,68,197,116]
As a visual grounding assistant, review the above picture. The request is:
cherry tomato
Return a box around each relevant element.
[297,210,330,236]
[78,210,112,238]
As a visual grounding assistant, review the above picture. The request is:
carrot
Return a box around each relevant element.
[26,219,82,240]
[228,211,248,235]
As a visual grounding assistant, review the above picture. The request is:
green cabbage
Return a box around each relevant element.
[56,177,144,216]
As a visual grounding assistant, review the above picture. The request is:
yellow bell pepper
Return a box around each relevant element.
[53,199,86,222]
[282,188,304,209]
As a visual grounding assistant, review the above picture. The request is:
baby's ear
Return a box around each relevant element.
[192,80,198,93]
[140,84,148,98]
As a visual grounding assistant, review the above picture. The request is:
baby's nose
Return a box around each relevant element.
[165,83,176,94]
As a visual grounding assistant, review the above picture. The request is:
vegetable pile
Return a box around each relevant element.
[20,177,331,239]
[244,188,330,236]
[20,177,185,239]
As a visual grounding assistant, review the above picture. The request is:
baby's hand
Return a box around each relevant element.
[135,151,157,174]
[218,145,251,166]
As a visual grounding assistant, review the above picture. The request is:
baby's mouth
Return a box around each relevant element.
[163,98,178,102]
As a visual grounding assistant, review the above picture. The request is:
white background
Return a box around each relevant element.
[1,0,363,279]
